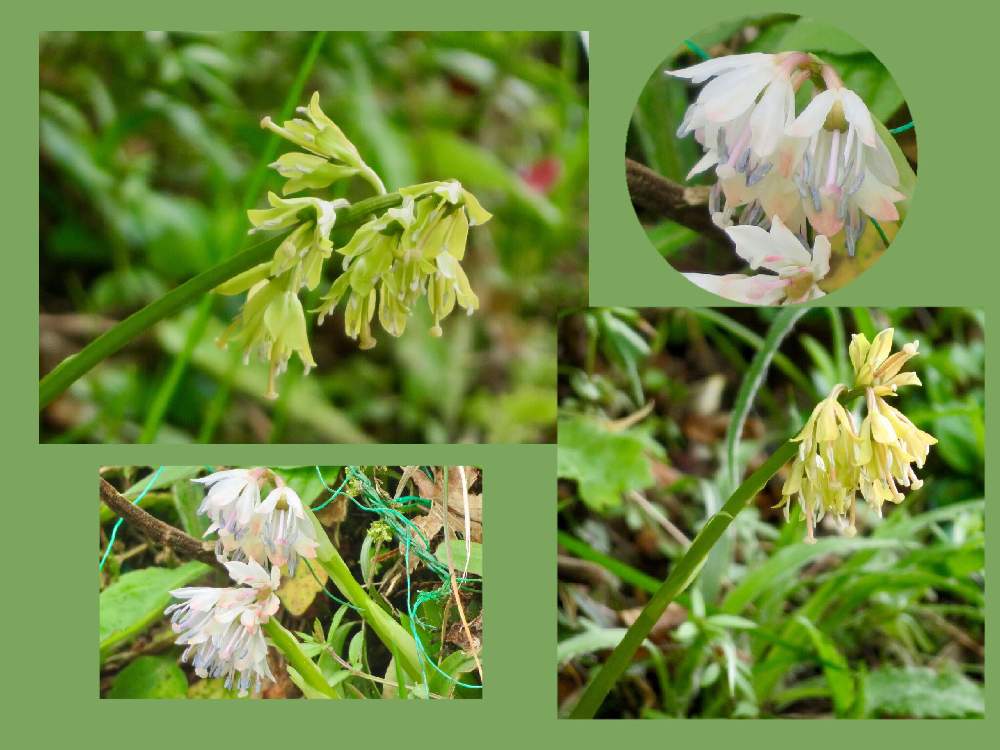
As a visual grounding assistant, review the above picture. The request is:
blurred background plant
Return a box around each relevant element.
[627,15,917,293]
[99,465,483,699]
[40,31,588,443]
[557,307,983,718]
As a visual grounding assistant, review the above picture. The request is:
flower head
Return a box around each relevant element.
[670,52,809,172]
[165,558,281,696]
[779,328,937,540]
[255,485,319,574]
[848,328,937,514]
[786,68,904,254]
[779,385,860,541]
[684,215,830,305]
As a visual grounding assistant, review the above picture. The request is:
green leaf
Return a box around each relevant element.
[720,537,901,614]
[287,666,334,700]
[428,651,479,698]
[725,307,806,492]
[777,18,868,55]
[557,414,653,511]
[865,667,983,718]
[99,561,211,659]
[434,540,483,576]
[796,616,855,716]
[172,473,208,536]
[107,656,188,699]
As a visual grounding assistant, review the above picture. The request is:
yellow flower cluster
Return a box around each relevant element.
[779,328,937,542]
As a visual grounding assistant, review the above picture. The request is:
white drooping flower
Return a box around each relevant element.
[165,558,281,697]
[786,68,904,254]
[670,52,810,180]
[195,469,265,538]
[683,216,830,305]
[255,485,319,573]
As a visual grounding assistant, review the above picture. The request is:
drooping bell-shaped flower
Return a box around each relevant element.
[165,559,281,697]
[670,52,811,182]
[684,216,830,304]
[255,485,319,574]
[778,384,861,542]
[848,328,937,514]
[785,67,905,254]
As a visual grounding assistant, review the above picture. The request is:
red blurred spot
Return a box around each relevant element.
[520,157,561,193]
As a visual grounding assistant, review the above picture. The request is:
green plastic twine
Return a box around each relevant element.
[98,466,165,571]
[683,39,711,61]
[312,466,482,691]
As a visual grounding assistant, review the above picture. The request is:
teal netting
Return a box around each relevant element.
[313,465,482,692]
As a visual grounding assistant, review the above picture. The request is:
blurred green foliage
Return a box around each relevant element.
[41,31,587,443]
[557,308,984,718]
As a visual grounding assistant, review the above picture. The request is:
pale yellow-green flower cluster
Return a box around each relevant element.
[779,328,937,542]
[216,92,491,398]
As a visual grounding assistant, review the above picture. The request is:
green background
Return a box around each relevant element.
[9,0,997,744]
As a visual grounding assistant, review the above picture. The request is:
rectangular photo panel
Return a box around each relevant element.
[556,307,984,719]
[40,30,589,444]
[99,465,483,699]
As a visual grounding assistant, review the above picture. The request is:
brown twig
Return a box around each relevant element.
[99,477,223,570]
[625,157,727,242]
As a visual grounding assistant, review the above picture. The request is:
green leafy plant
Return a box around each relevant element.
[99,465,483,700]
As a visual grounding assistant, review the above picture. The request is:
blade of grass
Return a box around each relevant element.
[692,308,817,399]
[568,438,798,719]
[724,307,807,492]
[557,530,660,594]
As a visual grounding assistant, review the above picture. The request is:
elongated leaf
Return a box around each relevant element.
[725,307,806,492]
[99,561,211,659]
[720,537,901,614]
[797,616,854,716]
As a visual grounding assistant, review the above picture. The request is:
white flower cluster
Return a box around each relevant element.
[670,52,907,304]
[165,468,321,696]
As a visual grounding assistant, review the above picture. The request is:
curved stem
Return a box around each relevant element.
[263,618,340,698]
[308,512,423,683]
[568,439,798,719]
[39,192,402,409]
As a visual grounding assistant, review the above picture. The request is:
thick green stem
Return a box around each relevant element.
[263,618,339,698]
[308,514,423,682]
[568,439,798,719]
[38,193,402,409]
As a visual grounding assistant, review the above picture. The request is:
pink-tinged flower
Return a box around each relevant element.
[684,216,830,305]
[786,68,905,254]
[255,485,319,573]
[194,469,265,536]
[670,52,810,179]
[165,559,281,696]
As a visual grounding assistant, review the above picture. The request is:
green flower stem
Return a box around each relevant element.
[38,193,402,409]
[568,439,799,719]
[262,617,340,698]
[309,513,423,682]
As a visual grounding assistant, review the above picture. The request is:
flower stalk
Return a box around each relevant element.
[262,618,340,698]
[568,438,798,718]
[38,193,402,410]
[308,513,424,682]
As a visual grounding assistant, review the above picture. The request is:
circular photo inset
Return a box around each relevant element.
[626,15,916,305]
